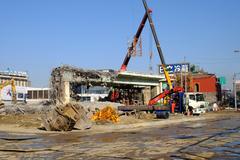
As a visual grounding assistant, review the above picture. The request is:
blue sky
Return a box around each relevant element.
[0,0,240,89]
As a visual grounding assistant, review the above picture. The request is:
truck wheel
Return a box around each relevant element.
[156,112,169,119]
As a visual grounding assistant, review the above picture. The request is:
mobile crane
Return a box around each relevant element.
[0,79,17,106]
[119,0,184,117]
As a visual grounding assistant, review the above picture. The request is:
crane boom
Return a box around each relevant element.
[120,10,152,72]
[119,0,183,106]
[142,0,172,89]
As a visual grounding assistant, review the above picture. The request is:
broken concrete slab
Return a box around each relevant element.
[41,103,92,131]
[51,65,117,104]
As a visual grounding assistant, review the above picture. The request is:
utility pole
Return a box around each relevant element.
[233,73,238,111]
[180,63,183,88]
[233,50,240,111]
[184,57,187,92]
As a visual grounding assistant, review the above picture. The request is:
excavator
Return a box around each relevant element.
[119,0,184,118]
[0,79,17,106]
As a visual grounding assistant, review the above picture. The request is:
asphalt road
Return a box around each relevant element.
[0,111,239,159]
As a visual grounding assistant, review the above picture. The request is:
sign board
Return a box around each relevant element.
[162,82,168,90]
[0,70,28,77]
[159,63,189,74]
[1,86,27,101]
[218,77,226,85]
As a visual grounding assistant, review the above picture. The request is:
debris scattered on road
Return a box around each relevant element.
[91,106,119,123]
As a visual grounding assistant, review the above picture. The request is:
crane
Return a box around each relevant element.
[120,9,152,72]
[0,79,17,106]
[119,0,184,107]
[141,0,184,105]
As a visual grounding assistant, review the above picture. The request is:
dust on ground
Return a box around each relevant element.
[0,106,237,134]
[0,110,239,159]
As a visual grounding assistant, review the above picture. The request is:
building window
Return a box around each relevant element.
[189,95,195,100]
[33,91,38,99]
[44,90,49,99]
[194,83,200,92]
[39,90,43,99]
[28,91,33,99]
[18,93,24,99]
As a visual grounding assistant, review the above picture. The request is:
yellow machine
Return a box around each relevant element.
[91,106,119,123]
[0,79,17,106]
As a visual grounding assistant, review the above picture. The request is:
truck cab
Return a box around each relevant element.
[184,92,208,115]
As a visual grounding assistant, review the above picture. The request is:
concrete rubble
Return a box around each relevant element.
[0,102,55,115]
[91,106,120,123]
[51,65,117,104]
[40,102,123,131]
[0,100,124,132]
[41,102,92,131]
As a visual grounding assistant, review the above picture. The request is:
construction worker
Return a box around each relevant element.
[171,101,176,113]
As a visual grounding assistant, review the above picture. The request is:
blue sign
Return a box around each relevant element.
[218,77,226,85]
[159,63,189,74]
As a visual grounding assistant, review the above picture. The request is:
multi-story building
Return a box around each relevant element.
[0,70,30,87]
[235,80,240,92]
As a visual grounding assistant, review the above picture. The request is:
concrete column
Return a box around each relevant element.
[142,87,151,105]
[159,82,163,93]
[63,81,70,104]
[37,90,39,99]
[151,86,158,98]
[157,85,160,95]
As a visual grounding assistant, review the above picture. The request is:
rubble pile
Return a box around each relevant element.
[0,103,55,115]
[41,103,92,131]
[91,106,120,123]
[80,101,123,112]
[51,65,117,104]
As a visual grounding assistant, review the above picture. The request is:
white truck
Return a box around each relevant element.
[184,92,208,115]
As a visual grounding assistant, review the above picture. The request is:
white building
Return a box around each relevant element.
[27,87,51,101]
[0,70,30,87]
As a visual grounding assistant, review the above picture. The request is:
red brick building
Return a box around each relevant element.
[190,74,217,92]
[189,73,221,103]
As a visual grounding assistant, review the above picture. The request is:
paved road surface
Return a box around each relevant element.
[0,111,239,159]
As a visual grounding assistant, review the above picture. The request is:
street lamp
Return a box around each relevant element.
[233,73,240,111]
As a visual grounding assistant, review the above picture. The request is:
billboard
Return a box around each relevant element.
[159,63,190,74]
[218,77,226,85]
[1,86,27,101]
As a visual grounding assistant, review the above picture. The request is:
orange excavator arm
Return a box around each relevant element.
[148,86,184,106]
